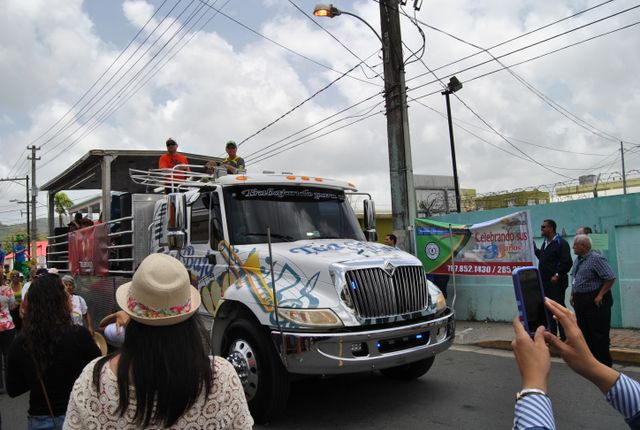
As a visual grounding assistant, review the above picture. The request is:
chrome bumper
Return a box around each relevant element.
[271,309,455,374]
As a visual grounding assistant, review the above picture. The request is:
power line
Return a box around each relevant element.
[195,0,382,87]
[408,19,640,102]
[407,0,618,83]
[407,3,640,85]
[243,91,384,161]
[287,0,383,82]
[33,0,175,150]
[411,15,627,144]
[39,0,223,167]
[41,0,206,160]
[238,56,378,149]
[413,100,612,156]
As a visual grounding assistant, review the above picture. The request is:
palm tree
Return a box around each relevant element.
[54,192,74,227]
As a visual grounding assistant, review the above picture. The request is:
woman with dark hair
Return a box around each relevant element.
[0,272,16,394]
[64,253,252,429]
[6,274,100,429]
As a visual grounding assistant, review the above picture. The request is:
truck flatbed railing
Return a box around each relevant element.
[129,164,243,192]
[47,215,135,275]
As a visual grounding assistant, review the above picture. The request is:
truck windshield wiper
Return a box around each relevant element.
[244,232,296,242]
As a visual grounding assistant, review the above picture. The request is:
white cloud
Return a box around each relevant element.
[1,0,640,226]
[123,0,155,29]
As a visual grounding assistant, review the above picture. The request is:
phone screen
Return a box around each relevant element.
[518,269,547,331]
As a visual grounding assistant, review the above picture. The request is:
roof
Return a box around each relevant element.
[4,240,48,259]
[40,149,218,194]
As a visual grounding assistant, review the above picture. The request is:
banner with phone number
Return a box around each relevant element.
[415,211,535,276]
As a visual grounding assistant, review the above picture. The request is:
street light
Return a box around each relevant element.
[314,2,417,251]
[313,4,383,43]
[441,76,463,213]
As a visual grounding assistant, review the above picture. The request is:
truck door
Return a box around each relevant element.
[187,189,229,317]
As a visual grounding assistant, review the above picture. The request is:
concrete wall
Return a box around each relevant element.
[430,193,640,328]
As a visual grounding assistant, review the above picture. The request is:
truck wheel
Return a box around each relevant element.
[224,319,290,424]
[380,356,435,380]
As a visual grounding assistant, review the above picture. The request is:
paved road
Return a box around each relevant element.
[2,346,638,429]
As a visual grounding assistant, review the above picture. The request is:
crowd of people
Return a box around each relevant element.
[1,254,252,429]
[1,185,637,429]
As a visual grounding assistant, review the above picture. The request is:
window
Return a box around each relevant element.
[190,195,209,244]
[223,185,365,245]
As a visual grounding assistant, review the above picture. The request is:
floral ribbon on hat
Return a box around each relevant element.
[127,296,191,319]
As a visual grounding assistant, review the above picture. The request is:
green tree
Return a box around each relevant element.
[54,192,74,227]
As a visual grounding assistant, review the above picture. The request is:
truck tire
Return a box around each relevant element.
[380,356,435,380]
[223,319,290,424]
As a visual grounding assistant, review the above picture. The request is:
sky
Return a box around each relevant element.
[1,0,639,226]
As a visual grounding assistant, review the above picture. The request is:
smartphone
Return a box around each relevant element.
[512,267,551,336]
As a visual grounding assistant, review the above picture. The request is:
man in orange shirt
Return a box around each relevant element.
[159,138,189,169]
[159,138,189,192]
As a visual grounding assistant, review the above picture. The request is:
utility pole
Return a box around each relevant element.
[443,90,461,212]
[28,146,40,262]
[621,141,627,194]
[379,0,417,252]
[23,176,31,256]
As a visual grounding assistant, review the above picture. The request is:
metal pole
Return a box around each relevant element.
[379,0,416,252]
[25,176,30,259]
[621,141,627,195]
[28,146,40,261]
[443,91,461,212]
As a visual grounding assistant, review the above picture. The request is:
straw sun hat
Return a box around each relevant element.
[116,253,200,326]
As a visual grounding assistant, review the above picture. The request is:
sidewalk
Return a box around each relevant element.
[454,320,640,365]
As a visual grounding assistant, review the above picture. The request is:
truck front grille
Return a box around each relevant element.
[343,265,429,318]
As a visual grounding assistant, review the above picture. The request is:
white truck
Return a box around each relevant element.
[46,153,455,423]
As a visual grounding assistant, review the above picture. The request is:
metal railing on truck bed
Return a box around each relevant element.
[46,215,135,276]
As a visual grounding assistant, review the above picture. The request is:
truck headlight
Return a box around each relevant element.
[277,308,343,327]
[428,282,447,314]
[435,291,447,313]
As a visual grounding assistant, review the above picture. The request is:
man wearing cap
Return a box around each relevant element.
[159,137,189,170]
[222,141,245,174]
[159,138,190,192]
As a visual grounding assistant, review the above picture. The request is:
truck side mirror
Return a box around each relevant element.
[363,199,378,242]
[167,193,187,250]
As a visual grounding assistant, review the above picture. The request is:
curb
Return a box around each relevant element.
[473,340,640,366]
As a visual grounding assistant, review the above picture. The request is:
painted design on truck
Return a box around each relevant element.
[195,241,321,328]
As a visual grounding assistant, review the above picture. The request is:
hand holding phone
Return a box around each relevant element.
[512,267,551,336]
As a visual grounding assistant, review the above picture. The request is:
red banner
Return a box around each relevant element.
[68,223,109,276]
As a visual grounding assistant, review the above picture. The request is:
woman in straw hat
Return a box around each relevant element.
[6,274,101,429]
[64,253,253,429]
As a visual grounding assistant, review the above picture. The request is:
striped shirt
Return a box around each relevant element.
[570,250,616,294]
[606,373,640,428]
[513,394,555,430]
[513,372,640,429]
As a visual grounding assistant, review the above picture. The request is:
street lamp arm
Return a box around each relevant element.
[339,11,383,44]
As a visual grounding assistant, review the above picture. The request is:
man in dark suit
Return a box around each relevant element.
[534,219,572,339]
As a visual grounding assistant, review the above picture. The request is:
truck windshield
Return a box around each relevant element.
[224,185,366,244]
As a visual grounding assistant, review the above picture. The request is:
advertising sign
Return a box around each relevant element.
[416,211,535,276]
[68,224,109,276]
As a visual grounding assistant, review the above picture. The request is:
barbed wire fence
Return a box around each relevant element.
[347,170,640,217]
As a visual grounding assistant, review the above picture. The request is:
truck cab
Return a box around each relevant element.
[149,172,455,423]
